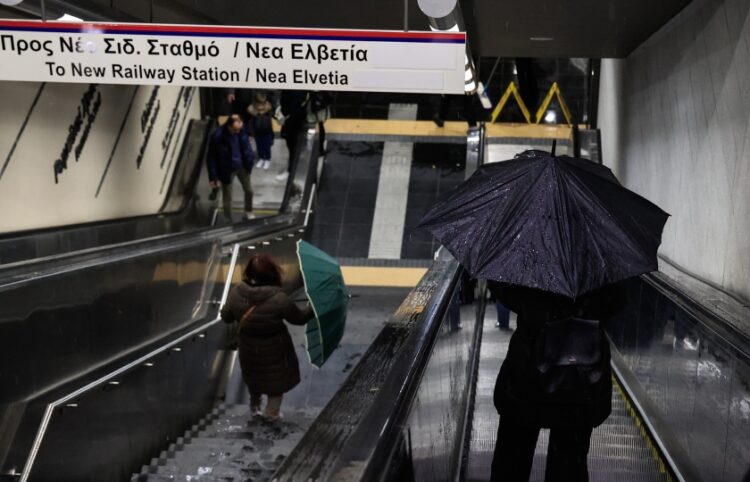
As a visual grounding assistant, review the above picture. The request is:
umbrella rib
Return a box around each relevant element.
[565,165,653,263]
[475,162,550,272]
[554,161,577,297]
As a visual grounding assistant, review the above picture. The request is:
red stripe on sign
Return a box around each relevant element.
[0,19,466,41]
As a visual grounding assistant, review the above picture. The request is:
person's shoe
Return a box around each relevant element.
[255,159,264,168]
[245,211,256,220]
[263,412,284,422]
[262,159,271,170]
[275,171,290,182]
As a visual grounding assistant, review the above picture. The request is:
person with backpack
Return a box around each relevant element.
[220,254,313,421]
[490,283,625,481]
[248,91,275,171]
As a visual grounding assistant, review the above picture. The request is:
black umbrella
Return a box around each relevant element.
[418,150,669,299]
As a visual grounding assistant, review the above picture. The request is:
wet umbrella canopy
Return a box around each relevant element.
[418,150,669,298]
[296,240,348,368]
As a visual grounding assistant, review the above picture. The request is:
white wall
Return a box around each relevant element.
[598,0,750,301]
[0,81,200,234]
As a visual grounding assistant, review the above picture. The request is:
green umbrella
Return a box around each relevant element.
[296,239,348,368]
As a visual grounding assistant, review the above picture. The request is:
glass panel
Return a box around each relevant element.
[406,278,484,481]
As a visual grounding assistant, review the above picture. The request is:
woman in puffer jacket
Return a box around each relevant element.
[221,254,313,421]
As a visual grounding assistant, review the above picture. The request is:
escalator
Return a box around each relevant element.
[5,121,745,482]
[466,311,672,482]
[130,286,410,482]
[0,129,321,481]
[266,125,745,482]
[270,247,734,482]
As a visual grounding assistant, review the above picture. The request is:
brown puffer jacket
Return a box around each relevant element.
[221,282,313,395]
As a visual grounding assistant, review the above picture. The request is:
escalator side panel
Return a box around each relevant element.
[28,315,228,482]
[0,119,212,267]
[606,277,750,482]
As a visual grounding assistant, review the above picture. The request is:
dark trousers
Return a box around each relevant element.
[282,115,304,173]
[317,121,326,155]
[220,168,253,220]
[495,300,510,328]
[491,417,592,482]
[256,133,274,161]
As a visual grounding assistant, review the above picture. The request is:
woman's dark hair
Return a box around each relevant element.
[243,254,283,286]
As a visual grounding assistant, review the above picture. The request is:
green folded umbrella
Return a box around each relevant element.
[296,240,348,368]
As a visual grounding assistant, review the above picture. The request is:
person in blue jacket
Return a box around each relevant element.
[207,114,255,221]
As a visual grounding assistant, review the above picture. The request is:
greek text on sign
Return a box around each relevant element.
[0,20,466,94]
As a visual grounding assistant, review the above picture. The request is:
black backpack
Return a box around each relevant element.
[534,316,607,399]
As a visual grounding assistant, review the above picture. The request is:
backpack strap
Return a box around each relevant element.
[238,305,256,330]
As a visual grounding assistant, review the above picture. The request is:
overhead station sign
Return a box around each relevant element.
[0,19,466,94]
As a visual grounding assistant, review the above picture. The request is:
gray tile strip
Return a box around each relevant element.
[367,104,417,259]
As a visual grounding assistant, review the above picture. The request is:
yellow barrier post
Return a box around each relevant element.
[534,81,573,125]
[490,82,532,124]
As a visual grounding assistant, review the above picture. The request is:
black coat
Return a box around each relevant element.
[221,282,313,395]
[490,283,625,429]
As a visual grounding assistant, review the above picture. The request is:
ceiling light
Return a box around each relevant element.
[58,13,83,22]
[544,111,557,124]
[530,37,554,42]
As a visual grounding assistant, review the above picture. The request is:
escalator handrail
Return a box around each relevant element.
[16,243,242,482]
[331,251,461,480]
[0,216,294,291]
[0,128,319,285]
[272,250,461,481]
[644,271,750,359]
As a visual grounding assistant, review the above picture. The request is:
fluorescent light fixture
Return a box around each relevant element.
[544,111,557,124]
[530,36,554,42]
[429,23,459,32]
[58,13,83,22]
[477,82,493,109]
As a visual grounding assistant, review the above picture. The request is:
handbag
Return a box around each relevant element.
[227,304,256,350]
[535,316,604,395]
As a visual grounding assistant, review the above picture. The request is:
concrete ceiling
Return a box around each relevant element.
[465,0,693,58]
[4,0,692,58]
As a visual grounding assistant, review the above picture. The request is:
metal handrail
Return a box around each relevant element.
[303,182,317,228]
[17,243,241,482]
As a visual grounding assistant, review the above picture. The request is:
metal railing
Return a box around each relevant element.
[15,243,241,482]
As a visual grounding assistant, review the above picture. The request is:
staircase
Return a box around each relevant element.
[131,404,316,482]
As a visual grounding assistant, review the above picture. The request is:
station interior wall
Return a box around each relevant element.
[0,81,199,235]
[598,0,750,301]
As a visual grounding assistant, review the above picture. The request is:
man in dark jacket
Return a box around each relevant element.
[207,114,255,221]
